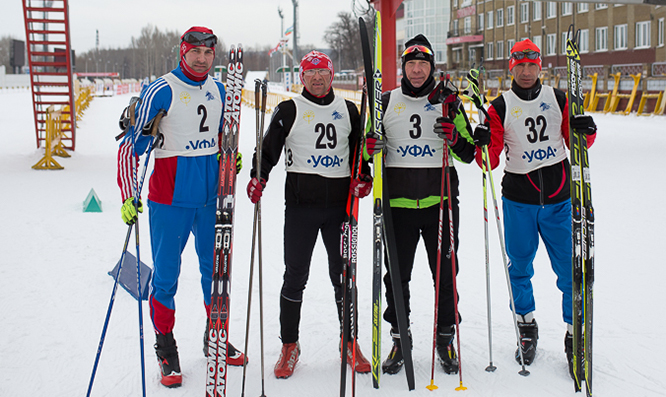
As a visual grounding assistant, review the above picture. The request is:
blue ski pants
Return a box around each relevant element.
[502,197,573,325]
[147,200,216,334]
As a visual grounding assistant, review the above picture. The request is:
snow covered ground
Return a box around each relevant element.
[1,87,665,397]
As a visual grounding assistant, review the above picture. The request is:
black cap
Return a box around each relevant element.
[402,34,435,66]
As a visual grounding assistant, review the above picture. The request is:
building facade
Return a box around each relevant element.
[447,1,666,78]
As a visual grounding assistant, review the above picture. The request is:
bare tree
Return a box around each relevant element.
[324,12,363,71]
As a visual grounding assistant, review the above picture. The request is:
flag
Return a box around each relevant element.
[268,39,289,56]
[284,25,294,36]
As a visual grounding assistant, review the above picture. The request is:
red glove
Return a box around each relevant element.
[434,117,458,145]
[365,132,385,156]
[246,177,266,204]
[350,174,373,198]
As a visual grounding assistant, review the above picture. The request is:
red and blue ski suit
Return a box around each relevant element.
[117,65,225,335]
[477,79,596,325]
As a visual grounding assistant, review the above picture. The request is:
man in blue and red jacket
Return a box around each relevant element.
[117,26,244,388]
[476,39,597,377]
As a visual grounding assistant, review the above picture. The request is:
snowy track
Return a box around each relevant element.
[1,89,665,397]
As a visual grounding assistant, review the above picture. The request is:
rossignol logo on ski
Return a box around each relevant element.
[307,154,345,168]
[522,146,558,163]
[397,144,437,158]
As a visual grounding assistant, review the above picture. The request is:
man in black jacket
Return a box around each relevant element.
[246,50,372,379]
[366,34,481,376]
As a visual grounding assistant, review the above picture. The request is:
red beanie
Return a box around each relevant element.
[180,26,216,81]
[509,39,542,71]
[299,51,334,97]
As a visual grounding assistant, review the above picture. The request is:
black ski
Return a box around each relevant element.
[566,25,594,396]
[359,14,415,391]
[339,79,367,397]
[206,44,244,397]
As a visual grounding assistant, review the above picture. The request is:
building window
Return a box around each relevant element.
[547,2,557,19]
[533,1,542,21]
[562,2,572,16]
[464,16,472,34]
[507,39,516,54]
[595,27,608,51]
[580,29,589,53]
[636,21,651,49]
[614,24,628,50]
[454,0,458,7]
[547,33,557,55]
[487,42,494,60]
[507,6,515,26]
[497,8,504,27]
[520,3,529,24]
[595,3,608,10]
[578,3,589,13]
[487,11,494,29]
[659,18,664,47]
[453,19,459,36]
[532,35,543,52]
[478,13,484,31]
[497,41,504,59]
[562,32,568,54]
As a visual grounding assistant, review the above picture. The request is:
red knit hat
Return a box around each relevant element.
[509,39,542,71]
[299,51,334,96]
[179,26,217,80]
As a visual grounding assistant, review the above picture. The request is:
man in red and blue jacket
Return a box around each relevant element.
[476,39,597,376]
[117,26,244,388]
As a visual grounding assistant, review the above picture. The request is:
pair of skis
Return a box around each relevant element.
[566,25,594,397]
[206,44,244,397]
[358,14,416,392]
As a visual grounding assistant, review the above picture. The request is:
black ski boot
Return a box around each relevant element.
[382,328,411,375]
[436,325,459,374]
[565,330,575,380]
[155,332,182,388]
[515,314,538,365]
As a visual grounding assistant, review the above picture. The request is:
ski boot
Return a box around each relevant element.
[382,327,411,375]
[515,313,538,365]
[436,325,459,374]
[274,342,300,378]
[155,332,182,388]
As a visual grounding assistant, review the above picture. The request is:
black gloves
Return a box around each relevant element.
[570,114,597,135]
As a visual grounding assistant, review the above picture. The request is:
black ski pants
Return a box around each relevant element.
[383,201,461,336]
[280,205,346,343]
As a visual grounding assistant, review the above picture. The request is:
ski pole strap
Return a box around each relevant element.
[115,96,142,141]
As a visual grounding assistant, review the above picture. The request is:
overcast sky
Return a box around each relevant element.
[2,0,372,53]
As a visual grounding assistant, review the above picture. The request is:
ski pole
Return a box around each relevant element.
[427,73,466,392]
[86,101,159,397]
[257,80,268,397]
[240,80,263,397]
[463,67,530,377]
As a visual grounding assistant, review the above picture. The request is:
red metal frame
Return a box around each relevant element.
[371,0,403,91]
[22,0,76,150]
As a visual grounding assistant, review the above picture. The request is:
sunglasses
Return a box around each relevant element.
[303,69,331,77]
[511,50,540,60]
[182,31,218,48]
[402,44,433,57]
